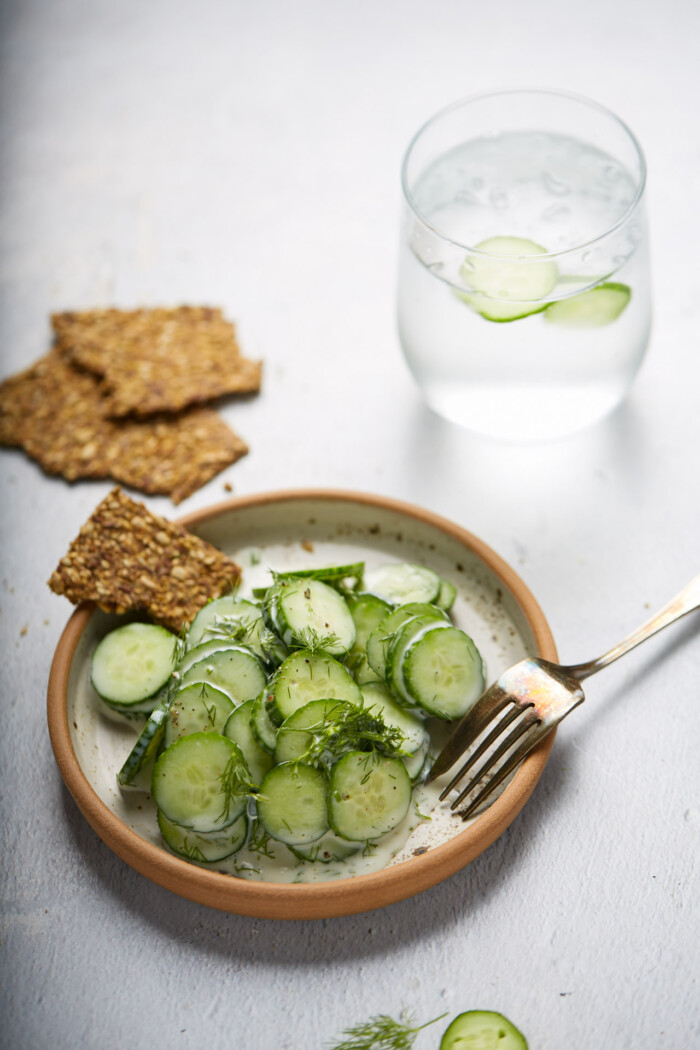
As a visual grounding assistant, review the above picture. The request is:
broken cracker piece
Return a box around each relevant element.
[53,306,262,417]
[48,487,241,632]
[0,351,247,503]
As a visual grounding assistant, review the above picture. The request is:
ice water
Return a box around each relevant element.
[398,130,651,440]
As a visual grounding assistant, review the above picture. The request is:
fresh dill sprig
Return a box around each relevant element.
[295,703,407,767]
[326,1012,446,1050]
[294,625,342,654]
[246,821,277,859]
[217,750,258,824]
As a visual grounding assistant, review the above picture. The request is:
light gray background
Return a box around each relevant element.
[1,2,698,1048]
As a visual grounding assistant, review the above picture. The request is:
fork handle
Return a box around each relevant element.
[561,571,700,681]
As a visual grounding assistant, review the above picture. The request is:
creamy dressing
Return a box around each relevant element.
[68,532,532,886]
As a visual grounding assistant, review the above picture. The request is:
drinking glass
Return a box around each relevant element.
[397,89,651,441]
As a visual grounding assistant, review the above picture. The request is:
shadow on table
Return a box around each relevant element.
[60,733,577,968]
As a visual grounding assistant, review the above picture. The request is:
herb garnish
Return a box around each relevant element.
[326,1012,446,1050]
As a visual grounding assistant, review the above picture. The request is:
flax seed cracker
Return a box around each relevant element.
[52,306,262,417]
[0,351,247,502]
[48,487,241,631]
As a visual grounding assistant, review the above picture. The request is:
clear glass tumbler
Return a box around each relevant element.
[397,89,651,441]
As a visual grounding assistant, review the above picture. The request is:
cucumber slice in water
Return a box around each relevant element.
[91,622,178,708]
[440,1010,528,1050]
[544,281,630,327]
[459,235,558,323]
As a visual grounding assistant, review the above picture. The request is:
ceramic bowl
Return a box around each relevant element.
[47,488,556,919]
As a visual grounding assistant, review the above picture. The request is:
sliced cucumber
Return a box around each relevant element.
[402,737,429,782]
[291,830,363,864]
[185,596,259,649]
[178,643,267,705]
[266,577,357,656]
[345,592,394,684]
[269,649,362,724]
[158,810,248,864]
[152,732,251,833]
[186,596,287,668]
[223,699,274,785]
[91,622,178,709]
[277,562,365,587]
[366,602,449,680]
[117,697,171,786]
[435,577,457,612]
[458,235,558,322]
[363,563,441,605]
[256,762,329,846]
[164,681,234,747]
[402,623,484,720]
[273,698,353,765]
[544,281,631,327]
[249,690,279,755]
[360,682,427,754]
[385,613,452,705]
[328,751,412,841]
[440,1011,528,1050]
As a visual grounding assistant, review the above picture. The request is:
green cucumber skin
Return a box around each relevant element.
[151,732,250,834]
[257,762,329,846]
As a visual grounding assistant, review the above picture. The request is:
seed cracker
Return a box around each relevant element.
[0,351,247,503]
[52,306,262,418]
[48,487,241,632]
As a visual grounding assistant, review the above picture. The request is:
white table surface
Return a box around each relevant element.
[1,2,699,1048]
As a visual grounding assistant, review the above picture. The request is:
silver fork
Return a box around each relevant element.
[427,572,700,819]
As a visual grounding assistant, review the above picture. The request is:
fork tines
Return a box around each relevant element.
[431,689,548,820]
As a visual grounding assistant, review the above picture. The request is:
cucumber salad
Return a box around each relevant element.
[91,560,486,881]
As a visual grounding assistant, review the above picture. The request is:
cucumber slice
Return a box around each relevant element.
[185,596,259,649]
[459,235,558,322]
[223,699,274,785]
[385,614,452,705]
[91,622,178,708]
[250,690,279,754]
[402,737,429,782]
[440,1011,528,1050]
[435,577,457,612]
[544,281,631,327]
[164,681,234,747]
[360,682,427,754]
[269,649,362,724]
[186,596,287,668]
[178,643,267,705]
[402,623,484,720]
[328,751,412,841]
[290,830,363,864]
[256,762,329,846]
[152,732,251,833]
[269,577,357,656]
[363,563,441,605]
[277,562,365,587]
[345,592,394,683]
[273,698,353,765]
[366,602,449,680]
[117,697,171,786]
[157,810,248,864]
